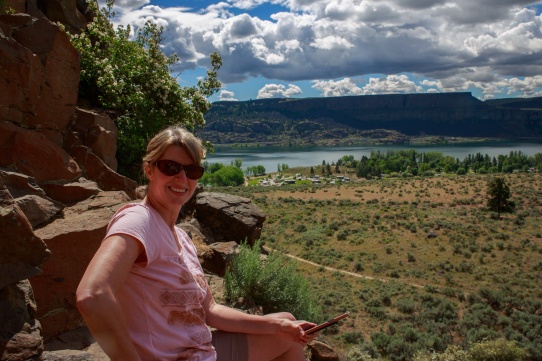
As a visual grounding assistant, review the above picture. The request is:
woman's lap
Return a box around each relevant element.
[211,329,249,361]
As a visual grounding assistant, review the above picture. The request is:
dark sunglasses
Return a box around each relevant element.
[154,159,205,180]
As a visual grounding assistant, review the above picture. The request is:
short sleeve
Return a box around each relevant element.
[105,203,159,264]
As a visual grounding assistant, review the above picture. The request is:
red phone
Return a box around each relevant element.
[305,311,350,334]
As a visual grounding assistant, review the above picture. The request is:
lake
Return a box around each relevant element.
[206,141,542,172]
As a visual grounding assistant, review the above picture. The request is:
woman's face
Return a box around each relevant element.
[145,145,199,209]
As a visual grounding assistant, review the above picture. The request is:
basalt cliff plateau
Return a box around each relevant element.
[201,93,542,145]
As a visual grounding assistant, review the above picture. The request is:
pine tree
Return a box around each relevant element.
[486,177,515,218]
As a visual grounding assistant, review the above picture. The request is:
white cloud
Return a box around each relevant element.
[361,75,424,94]
[312,75,426,97]
[312,78,363,96]
[310,35,354,50]
[108,0,542,100]
[257,83,303,98]
[218,90,239,101]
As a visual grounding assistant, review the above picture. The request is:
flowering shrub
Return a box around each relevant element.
[68,0,221,180]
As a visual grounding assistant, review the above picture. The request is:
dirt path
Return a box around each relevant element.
[265,247,427,289]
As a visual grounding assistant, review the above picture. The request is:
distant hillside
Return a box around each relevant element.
[200,92,542,145]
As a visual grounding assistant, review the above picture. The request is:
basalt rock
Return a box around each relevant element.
[64,108,119,172]
[15,194,64,228]
[30,191,131,338]
[39,178,101,205]
[0,121,82,183]
[0,177,51,289]
[308,340,341,361]
[0,11,79,142]
[0,280,45,361]
[70,146,137,200]
[194,192,266,246]
[180,219,239,277]
[0,178,50,360]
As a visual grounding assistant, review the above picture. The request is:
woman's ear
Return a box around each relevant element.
[144,162,154,181]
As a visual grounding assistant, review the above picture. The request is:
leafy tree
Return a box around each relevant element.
[277,163,289,172]
[244,165,266,177]
[486,177,515,218]
[67,0,222,180]
[205,165,244,186]
[231,158,243,168]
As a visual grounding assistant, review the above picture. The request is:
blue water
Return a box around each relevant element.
[205,141,542,172]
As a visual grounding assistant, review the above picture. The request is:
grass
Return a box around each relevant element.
[210,171,542,360]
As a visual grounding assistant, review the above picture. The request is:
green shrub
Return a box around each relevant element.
[342,331,364,344]
[468,338,529,361]
[346,347,378,361]
[413,345,471,361]
[224,240,322,322]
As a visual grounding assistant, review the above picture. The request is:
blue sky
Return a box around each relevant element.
[104,0,542,102]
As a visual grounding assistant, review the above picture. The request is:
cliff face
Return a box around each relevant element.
[203,93,542,144]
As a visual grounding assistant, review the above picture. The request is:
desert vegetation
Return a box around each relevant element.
[216,171,542,360]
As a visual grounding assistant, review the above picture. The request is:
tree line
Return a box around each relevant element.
[338,150,542,179]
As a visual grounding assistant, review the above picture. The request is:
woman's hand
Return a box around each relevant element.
[277,319,318,346]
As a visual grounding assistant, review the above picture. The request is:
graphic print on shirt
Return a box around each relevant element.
[193,273,207,290]
[159,289,202,306]
[178,267,194,285]
[189,330,213,347]
[168,307,206,326]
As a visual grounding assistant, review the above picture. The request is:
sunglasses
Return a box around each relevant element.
[154,159,205,180]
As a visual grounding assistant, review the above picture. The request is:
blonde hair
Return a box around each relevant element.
[142,125,206,178]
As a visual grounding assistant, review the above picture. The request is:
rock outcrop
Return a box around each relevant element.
[194,192,266,246]
[0,1,141,358]
[0,177,51,360]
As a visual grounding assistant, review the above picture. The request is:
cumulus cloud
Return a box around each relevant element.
[312,78,363,96]
[257,83,303,98]
[361,75,424,94]
[107,0,542,99]
[218,90,239,101]
[312,75,425,97]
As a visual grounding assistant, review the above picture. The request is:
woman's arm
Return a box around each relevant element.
[202,285,316,343]
[76,234,144,361]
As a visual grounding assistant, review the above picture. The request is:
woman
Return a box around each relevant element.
[76,125,316,361]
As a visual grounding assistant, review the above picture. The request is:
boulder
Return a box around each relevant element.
[194,192,266,246]
[0,169,48,199]
[39,178,101,205]
[0,121,82,183]
[308,340,340,361]
[0,177,51,289]
[15,194,64,228]
[0,280,44,361]
[65,108,119,171]
[70,146,137,200]
[30,191,131,338]
[180,219,239,277]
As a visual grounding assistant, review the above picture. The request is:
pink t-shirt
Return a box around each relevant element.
[105,203,216,361]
